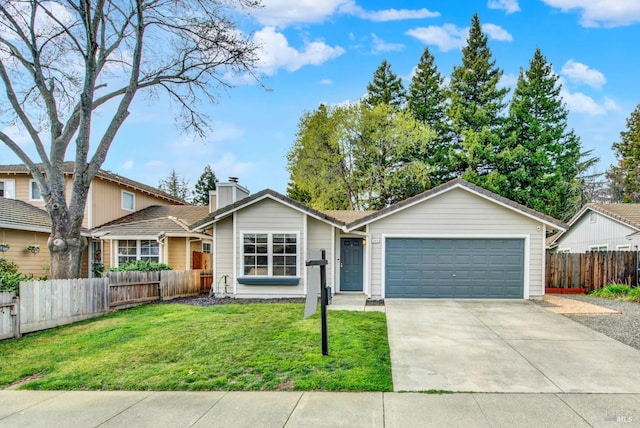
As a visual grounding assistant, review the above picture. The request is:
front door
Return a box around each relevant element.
[340,238,364,291]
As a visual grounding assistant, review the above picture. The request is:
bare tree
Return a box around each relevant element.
[0,1,261,278]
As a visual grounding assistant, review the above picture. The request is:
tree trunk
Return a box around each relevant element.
[48,233,87,279]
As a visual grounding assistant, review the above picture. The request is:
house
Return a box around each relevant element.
[0,162,191,275]
[91,205,211,271]
[549,203,640,253]
[0,198,90,276]
[192,178,565,300]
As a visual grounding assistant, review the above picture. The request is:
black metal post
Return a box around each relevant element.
[320,249,328,356]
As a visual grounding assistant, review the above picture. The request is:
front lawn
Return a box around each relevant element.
[0,303,391,391]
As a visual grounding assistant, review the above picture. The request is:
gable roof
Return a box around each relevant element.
[191,189,349,231]
[192,178,566,232]
[347,178,567,231]
[0,162,186,204]
[93,205,210,238]
[0,197,51,233]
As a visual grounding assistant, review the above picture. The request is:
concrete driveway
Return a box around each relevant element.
[385,299,640,393]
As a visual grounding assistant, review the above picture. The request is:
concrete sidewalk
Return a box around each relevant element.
[1,390,639,427]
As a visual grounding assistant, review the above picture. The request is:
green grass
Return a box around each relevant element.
[591,284,640,302]
[0,303,391,392]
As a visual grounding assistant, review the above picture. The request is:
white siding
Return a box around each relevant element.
[213,217,234,295]
[554,211,638,253]
[307,218,334,290]
[235,198,305,297]
[366,188,544,299]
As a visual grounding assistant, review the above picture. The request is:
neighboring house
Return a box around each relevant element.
[0,162,189,275]
[92,205,211,270]
[0,198,90,276]
[550,203,640,253]
[192,178,565,300]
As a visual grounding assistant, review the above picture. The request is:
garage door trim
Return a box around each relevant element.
[381,234,530,299]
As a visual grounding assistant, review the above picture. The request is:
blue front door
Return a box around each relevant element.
[340,238,364,291]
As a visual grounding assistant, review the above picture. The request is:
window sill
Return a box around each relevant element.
[237,277,300,286]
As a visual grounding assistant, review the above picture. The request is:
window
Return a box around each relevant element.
[590,212,597,223]
[117,239,159,265]
[202,242,212,253]
[242,232,297,277]
[558,248,571,253]
[121,190,135,211]
[30,180,43,201]
[616,244,631,251]
[588,244,608,252]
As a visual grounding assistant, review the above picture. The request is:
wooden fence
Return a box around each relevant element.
[546,251,638,292]
[0,269,212,340]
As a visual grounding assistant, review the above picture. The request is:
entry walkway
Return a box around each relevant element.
[1,390,638,427]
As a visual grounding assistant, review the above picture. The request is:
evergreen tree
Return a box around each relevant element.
[158,169,190,201]
[498,48,584,220]
[447,13,508,184]
[607,104,640,202]
[365,60,406,109]
[192,165,218,206]
[407,46,451,185]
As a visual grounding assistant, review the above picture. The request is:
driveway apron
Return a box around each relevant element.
[385,299,640,393]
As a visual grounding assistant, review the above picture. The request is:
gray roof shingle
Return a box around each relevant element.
[0,198,51,231]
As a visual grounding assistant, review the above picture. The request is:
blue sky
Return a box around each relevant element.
[3,0,640,196]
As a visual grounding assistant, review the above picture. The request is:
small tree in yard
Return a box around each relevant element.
[192,165,218,206]
[0,1,260,279]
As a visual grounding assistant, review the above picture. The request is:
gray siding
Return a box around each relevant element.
[307,217,334,290]
[366,188,544,299]
[235,198,305,297]
[213,217,233,295]
[554,211,638,252]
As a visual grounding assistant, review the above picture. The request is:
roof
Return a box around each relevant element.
[192,178,566,232]
[347,178,567,231]
[0,162,186,204]
[0,197,51,232]
[93,205,210,238]
[191,189,349,231]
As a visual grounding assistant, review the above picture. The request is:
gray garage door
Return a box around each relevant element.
[385,238,524,298]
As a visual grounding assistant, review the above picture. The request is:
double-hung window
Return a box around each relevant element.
[117,239,159,265]
[30,180,43,201]
[243,232,298,277]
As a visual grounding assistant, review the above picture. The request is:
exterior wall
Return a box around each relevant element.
[90,178,176,228]
[554,211,638,253]
[213,217,234,295]
[234,198,305,297]
[0,228,50,277]
[306,217,334,291]
[366,188,544,299]
[167,237,188,270]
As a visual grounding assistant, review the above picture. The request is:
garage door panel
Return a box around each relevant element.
[385,238,524,298]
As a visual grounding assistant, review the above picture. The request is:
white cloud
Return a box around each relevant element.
[253,0,439,27]
[320,79,333,85]
[499,73,519,89]
[371,33,404,53]
[488,0,521,14]
[406,23,511,52]
[560,87,618,116]
[541,0,640,27]
[406,24,468,52]
[560,60,606,90]
[210,153,253,178]
[483,24,513,42]
[208,121,246,143]
[254,27,344,75]
[121,160,134,170]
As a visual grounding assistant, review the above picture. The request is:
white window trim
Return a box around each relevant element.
[240,231,300,278]
[202,242,212,253]
[590,212,597,223]
[588,244,608,251]
[557,248,571,253]
[0,179,15,199]
[29,179,43,201]
[616,244,631,251]
[121,190,135,211]
[115,239,160,266]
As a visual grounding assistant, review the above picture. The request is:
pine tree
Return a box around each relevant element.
[447,13,508,184]
[407,46,451,185]
[608,104,640,202]
[158,169,190,201]
[192,165,218,206]
[499,48,584,220]
[365,60,406,109]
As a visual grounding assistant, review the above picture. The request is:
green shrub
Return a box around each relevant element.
[592,284,632,299]
[626,287,640,303]
[106,260,172,272]
[0,257,21,294]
